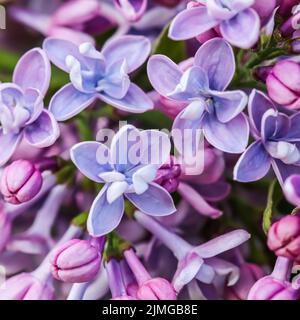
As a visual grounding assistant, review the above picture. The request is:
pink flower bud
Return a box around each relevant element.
[267,214,300,261]
[266,60,300,110]
[0,273,54,300]
[1,160,42,204]
[252,0,277,25]
[278,0,299,17]
[49,239,101,283]
[248,276,300,300]
[154,156,181,193]
[225,263,265,300]
[153,0,181,7]
[137,277,177,300]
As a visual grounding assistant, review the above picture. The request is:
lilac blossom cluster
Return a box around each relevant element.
[1,0,300,301]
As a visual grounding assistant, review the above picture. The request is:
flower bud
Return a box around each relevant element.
[247,276,300,300]
[267,214,300,261]
[225,263,265,300]
[252,0,277,25]
[49,239,101,283]
[0,273,54,300]
[278,0,299,17]
[137,277,177,300]
[1,160,42,204]
[283,174,300,206]
[266,60,300,110]
[153,0,181,8]
[155,156,181,193]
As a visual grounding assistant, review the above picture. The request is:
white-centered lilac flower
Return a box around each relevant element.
[234,90,300,185]
[70,125,176,236]
[43,36,153,121]
[0,49,60,167]
[147,38,249,154]
[169,0,260,49]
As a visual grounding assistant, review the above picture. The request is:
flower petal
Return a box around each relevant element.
[70,141,112,183]
[271,159,300,186]
[147,55,182,97]
[0,131,22,166]
[193,229,251,258]
[43,38,84,72]
[114,0,147,22]
[177,182,223,219]
[49,83,96,121]
[194,38,235,91]
[220,8,260,49]
[110,124,142,172]
[168,7,218,40]
[99,83,153,113]
[172,252,204,293]
[233,141,271,182]
[202,113,249,154]
[87,185,124,236]
[248,89,275,136]
[102,35,151,73]
[125,183,176,216]
[13,48,51,96]
[283,174,300,206]
[24,110,60,148]
[211,89,248,123]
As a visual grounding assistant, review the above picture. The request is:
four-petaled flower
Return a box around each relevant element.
[0,48,59,166]
[169,0,260,49]
[234,90,300,185]
[147,38,249,155]
[71,125,176,236]
[43,35,153,121]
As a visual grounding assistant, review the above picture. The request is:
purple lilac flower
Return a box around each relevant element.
[169,0,261,49]
[148,38,249,154]
[135,211,250,294]
[234,89,300,185]
[43,36,153,121]
[114,0,148,22]
[71,125,176,236]
[0,49,60,166]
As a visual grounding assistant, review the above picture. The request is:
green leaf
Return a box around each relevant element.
[125,110,172,130]
[262,179,280,234]
[72,212,89,228]
[152,24,187,63]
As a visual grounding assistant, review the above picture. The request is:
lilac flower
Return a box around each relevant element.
[169,0,260,49]
[234,90,300,185]
[135,211,250,293]
[0,49,60,167]
[71,125,176,236]
[43,36,153,121]
[147,38,249,154]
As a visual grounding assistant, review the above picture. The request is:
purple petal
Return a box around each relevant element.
[70,141,112,183]
[195,181,231,202]
[24,110,59,148]
[114,0,147,22]
[261,109,278,141]
[202,113,249,154]
[49,84,96,121]
[167,66,209,101]
[193,230,251,258]
[13,48,51,96]
[87,185,124,236]
[172,252,204,293]
[0,131,22,166]
[147,55,182,97]
[283,174,300,206]
[220,8,260,49]
[43,38,84,72]
[99,83,153,113]
[102,35,151,73]
[110,125,142,172]
[211,89,248,123]
[194,38,235,91]
[248,89,275,136]
[271,159,300,186]
[177,182,223,219]
[125,183,176,216]
[168,7,218,40]
[234,141,271,182]
[285,112,300,142]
